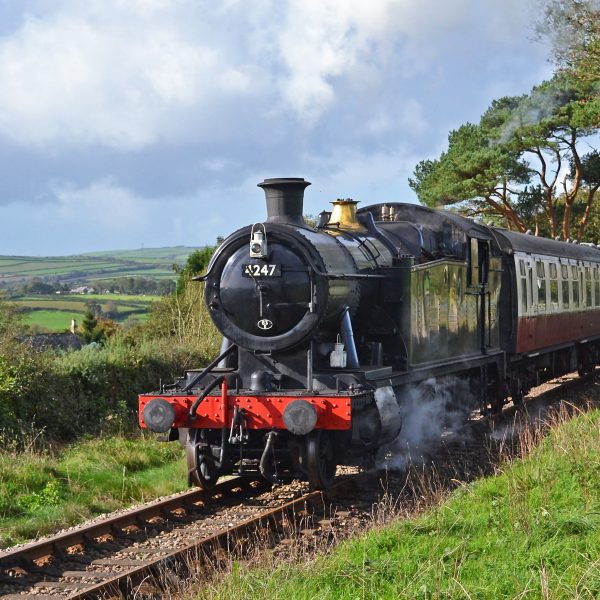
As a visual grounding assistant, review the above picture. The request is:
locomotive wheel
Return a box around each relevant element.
[185,431,219,490]
[305,430,336,489]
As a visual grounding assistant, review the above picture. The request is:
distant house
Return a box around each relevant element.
[69,286,96,294]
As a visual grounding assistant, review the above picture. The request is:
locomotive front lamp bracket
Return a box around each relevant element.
[250,223,268,258]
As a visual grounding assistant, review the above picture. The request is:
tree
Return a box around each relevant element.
[79,309,118,343]
[146,275,221,354]
[105,300,118,320]
[175,244,218,295]
[539,0,600,83]
[147,241,224,354]
[409,119,530,231]
[85,301,102,318]
[576,150,600,238]
[410,74,600,240]
[506,76,599,239]
[19,278,57,295]
[95,317,119,340]
[0,297,22,339]
[80,310,101,343]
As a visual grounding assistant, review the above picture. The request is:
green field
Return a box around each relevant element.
[0,246,202,287]
[0,246,205,330]
[17,294,157,331]
[24,310,85,330]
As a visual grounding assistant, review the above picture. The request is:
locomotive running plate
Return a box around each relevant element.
[242,263,282,277]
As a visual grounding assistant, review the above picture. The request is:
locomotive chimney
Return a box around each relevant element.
[257,178,311,225]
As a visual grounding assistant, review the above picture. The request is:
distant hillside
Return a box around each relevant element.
[0,246,203,290]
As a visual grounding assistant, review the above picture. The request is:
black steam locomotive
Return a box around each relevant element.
[140,178,600,489]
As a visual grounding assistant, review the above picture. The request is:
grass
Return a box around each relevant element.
[24,310,84,330]
[0,435,187,547]
[186,405,600,600]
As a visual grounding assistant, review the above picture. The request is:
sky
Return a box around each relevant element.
[0,0,553,256]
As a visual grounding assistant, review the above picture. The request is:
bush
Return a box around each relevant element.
[0,285,222,445]
[146,278,221,350]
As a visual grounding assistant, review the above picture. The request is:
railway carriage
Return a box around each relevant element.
[139,178,600,489]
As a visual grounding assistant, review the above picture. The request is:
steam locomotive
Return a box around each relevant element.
[139,178,600,489]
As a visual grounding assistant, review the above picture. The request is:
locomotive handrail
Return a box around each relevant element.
[320,272,389,279]
[191,226,393,282]
[182,344,237,393]
[188,376,225,419]
[194,264,390,281]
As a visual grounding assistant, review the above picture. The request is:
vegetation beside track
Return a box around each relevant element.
[0,435,186,547]
[0,274,220,442]
[190,406,600,600]
[0,250,222,548]
[0,333,215,441]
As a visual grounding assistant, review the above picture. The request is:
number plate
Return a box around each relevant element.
[242,263,282,277]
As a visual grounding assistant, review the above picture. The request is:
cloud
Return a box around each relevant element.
[6,175,232,255]
[275,0,466,123]
[0,1,553,254]
[0,0,545,151]
[49,178,146,229]
[0,1,261,149]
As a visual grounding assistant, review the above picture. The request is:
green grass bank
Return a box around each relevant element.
[192,407,600,600]
[0,436,187,547]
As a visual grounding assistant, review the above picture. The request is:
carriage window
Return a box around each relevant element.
[585,266,592,307]
[519,260,528,312]
[549,263,558,306]
[572,266,580,306]
[521,279,528,312]
[595,267,600,306]
[536,260,546,308]
[561,264,570,308]
[520,264,528,313]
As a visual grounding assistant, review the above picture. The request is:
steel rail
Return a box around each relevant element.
[0,476,274,599]
[66,473,363,600]
[0,473,363,599]
[0,477,267,570]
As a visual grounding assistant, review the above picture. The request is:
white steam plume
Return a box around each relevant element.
[379,376,477,471]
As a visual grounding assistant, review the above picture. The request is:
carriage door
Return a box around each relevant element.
[469,237,491,353]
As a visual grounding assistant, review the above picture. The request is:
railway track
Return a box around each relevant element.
[0,470,366,600]
[1,371,597,600]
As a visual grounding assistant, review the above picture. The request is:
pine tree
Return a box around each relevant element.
[80,309,100,343]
